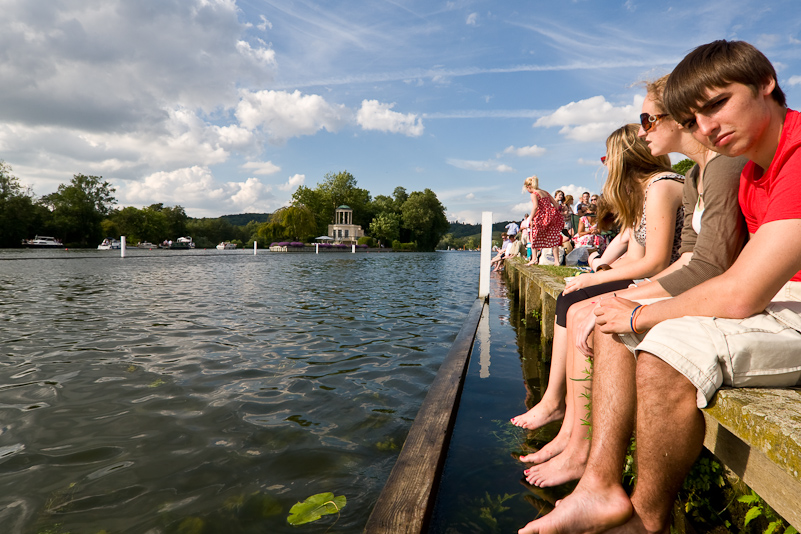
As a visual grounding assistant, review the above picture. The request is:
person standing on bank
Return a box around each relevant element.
[523,175,563,266]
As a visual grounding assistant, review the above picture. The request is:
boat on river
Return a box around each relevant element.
[22,236,63,248]
[97,238,121,250]
[216,242,237,250]
[169,237,195,249]
[137,241,157,249]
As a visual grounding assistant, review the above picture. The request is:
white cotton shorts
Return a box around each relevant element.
[619,284,801,408]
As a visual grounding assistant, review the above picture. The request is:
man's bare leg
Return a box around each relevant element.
[518,328,635,534]
[626,353,705,533]
[512,324,568,431]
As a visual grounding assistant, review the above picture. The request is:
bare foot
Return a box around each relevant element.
[518,479,632,534]
[519,423,571,465]
[510,399,565,430]
[524,446,588,487]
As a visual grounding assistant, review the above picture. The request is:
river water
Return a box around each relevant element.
[0,249,478,533]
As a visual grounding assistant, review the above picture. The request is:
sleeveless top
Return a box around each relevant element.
[692,195,704,234]
[633,173,685,263]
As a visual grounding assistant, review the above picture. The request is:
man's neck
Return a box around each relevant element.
[749,104,788,171]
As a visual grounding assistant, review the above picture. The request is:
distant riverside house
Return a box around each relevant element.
[327,205,364,244]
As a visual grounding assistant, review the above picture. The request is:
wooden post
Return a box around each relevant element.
[479,211,492,298]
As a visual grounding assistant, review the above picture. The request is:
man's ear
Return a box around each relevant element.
[761,77,776,97]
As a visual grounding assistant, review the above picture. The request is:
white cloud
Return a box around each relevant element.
[447,159,515,172]
[236,40,277,66]
[241,161,281,175]
[788,75,801,86]
[534,95,644,143]
[229,177,273,212]
[123,166,275,215]
[258,15,273,31]
[466,192,476,199]
[356,100,424,137]
[279,174,305,191]
[466,13,478,25]
[503,144,546,157]
[236,90,351,142]
[511,202,531,215]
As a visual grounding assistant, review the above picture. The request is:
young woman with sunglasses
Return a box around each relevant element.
[510,123,685,479]
[518,76,748,489]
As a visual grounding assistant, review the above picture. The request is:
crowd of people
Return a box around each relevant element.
[492,183,614,268]
[495,40,801,534]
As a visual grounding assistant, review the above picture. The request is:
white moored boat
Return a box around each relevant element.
[216,242,237,250]
[22,236,63,248]
[97,238,121,250]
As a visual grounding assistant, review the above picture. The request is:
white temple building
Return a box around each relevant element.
[327,205,364,243]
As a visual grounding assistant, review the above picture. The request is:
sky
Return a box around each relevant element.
[3,1,801,224]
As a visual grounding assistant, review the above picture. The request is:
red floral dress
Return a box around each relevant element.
[530,192,563,248]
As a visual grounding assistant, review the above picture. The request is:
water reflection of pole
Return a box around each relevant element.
[478,305,490,378]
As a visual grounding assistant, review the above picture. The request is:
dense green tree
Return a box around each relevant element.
[400,188,449,251]
[187,217,236,248]
[41,174,116,247]
[369,212,400,246]
[274,205,317,241]
[673,158,695,176]
[0,161,51,247]
[292,170,372,236]
[393,186,408,207]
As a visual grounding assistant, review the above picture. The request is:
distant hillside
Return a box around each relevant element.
[448,220,515,239]
[219,213,271,226]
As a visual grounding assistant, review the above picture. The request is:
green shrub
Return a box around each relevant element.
[358,236,375,247]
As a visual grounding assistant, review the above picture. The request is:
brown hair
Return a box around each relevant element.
[664,40,785,122]
[602,124,673,230]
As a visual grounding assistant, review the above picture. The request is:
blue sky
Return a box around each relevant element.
[3,0,801,223]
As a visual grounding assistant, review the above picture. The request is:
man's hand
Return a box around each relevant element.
[595,296,640,334]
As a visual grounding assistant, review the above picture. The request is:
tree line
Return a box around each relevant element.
[0,163,449,251]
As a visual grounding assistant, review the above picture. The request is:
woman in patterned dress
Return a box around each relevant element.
[523,175,564,266]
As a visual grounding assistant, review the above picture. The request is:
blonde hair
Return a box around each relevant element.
[564,194,573,205]
[645,75,670,114]
[522,175,540,193]
[603,124,673,230]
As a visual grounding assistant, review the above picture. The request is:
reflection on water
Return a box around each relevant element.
[0,249,478,533]
[429,272,569,533]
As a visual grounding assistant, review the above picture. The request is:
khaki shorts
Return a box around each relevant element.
[619,284,801,408]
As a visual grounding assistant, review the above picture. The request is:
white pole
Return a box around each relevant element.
[121,236,126,258]
[478,211,492,298]
[254,241,258,255]
[351,243,355,253]
[316,243,319,254]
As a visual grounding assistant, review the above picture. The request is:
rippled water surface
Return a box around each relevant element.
[0,249,478,533]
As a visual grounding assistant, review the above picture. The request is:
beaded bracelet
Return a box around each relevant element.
[632,304,647,334]
[630,304,643,334]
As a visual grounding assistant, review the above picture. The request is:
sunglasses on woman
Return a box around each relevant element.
[640,112,668,132]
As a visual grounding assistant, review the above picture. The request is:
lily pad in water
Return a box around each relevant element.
[286,492,346,526]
